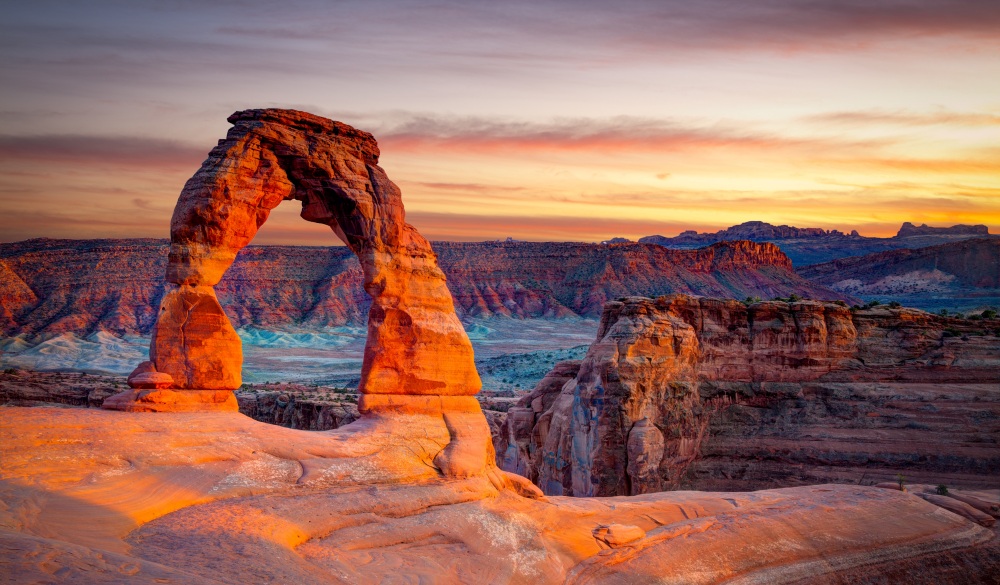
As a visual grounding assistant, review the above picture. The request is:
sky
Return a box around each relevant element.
[1,0,998,244]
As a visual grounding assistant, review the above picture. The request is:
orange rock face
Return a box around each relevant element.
[102,109,492,478]
[126,372,173,390]
[3,408,998,584]
[102,388,239,412]
[498,295,1000,497]
[107,109,480,414]
[149,286,242,390]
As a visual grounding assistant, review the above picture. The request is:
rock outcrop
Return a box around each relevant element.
[104,109,480,417]
[497,295,1000,496]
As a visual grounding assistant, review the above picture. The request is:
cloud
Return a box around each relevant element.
[600,0,1000,53]
[0,135,207,169]
[377,115,876,156]
[376,113,1000,181]
[407,211,692,242]
[408,181,527,193]
[806,109,1000,127]
[825,156,1000,176]
[208,1,1000,56]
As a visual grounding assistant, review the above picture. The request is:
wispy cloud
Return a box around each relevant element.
[807,109,1000,127]
[408,211,694,242]
[408,181,527,194]
[0,135,207,169]
[377,115,884,156]
[208,1,1000,57]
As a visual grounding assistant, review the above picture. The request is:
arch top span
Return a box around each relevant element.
[108,108,482,413]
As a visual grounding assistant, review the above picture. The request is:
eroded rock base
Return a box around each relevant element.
[102,388,239,412]
[2,408,997,585]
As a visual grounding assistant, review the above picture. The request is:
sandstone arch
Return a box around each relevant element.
[103,110,523,481]
[108,109,479,411]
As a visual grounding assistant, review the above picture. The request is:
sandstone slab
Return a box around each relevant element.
[3,407,998,584]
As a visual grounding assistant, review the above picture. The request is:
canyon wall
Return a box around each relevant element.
[0,238,849,339]
[236,389,359,431]
[497,296,1000,496]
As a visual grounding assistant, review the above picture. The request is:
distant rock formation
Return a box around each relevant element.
[497,295,1000,496]
[896,222,990,238]
[799,237,1000,311]
[640,220,994,265]
[0,238,850,340]
[0,370,118,408]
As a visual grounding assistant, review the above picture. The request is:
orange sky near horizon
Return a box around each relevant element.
[1,1,998,244]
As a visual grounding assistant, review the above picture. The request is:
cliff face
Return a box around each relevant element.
[496,296,1000,496]
[798,237,1000,312]
[434,239,816,319]
[0,238,848,339]
[236,389,359,431]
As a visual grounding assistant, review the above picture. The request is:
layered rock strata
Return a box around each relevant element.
[0,237,851,340]
[0,370,118,408]
[497,296,1000,496]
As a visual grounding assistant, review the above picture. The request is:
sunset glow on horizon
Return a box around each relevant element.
[1,0,998,244]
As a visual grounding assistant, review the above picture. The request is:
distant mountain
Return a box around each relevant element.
[895,222,989,238]
[798,238,1000,313]
[639,221,994,266]
[0,238,851,340]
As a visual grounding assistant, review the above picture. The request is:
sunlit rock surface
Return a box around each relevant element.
[498,295,1000,496]
[106,109,480,413]
[3,408,998,584]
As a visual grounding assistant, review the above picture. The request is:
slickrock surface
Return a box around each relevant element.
[3,408,998,584]
[0,238,847,340]
[497,295,1000,496]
